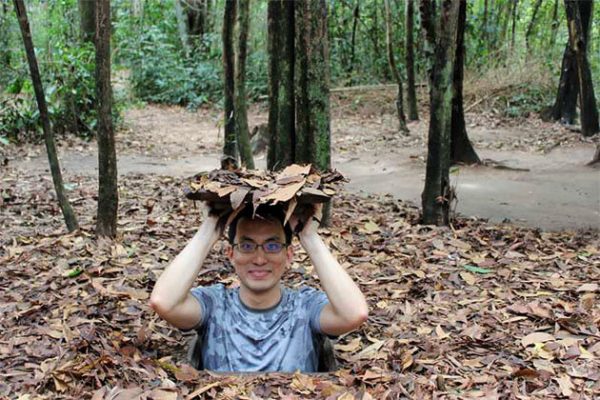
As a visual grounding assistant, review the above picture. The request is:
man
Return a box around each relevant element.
[150,203,368,372]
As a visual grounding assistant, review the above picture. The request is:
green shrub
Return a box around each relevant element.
[129,26,222,108]
[0,97,39,142]
[43,42,97,137]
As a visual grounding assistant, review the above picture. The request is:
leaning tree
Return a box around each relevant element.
[14,0,79,232]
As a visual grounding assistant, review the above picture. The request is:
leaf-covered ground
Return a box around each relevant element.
[1,166,598,399]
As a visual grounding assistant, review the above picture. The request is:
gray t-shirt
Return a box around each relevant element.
[189,284,329,372]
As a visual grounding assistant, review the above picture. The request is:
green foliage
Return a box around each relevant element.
[1,42,98,142]
[0,97,39,142]
[43,42,98,137]
[503,84,554,118]
[127,26,221,108]
[0,0,126,142]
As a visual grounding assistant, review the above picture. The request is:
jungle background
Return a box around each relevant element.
[0,0,599,399]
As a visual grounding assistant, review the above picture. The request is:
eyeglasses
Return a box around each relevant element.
[233,240,287,254]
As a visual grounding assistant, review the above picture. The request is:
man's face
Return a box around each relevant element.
[227,217,293,294]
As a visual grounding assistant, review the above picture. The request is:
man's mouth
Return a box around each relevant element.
[248,270,271,279]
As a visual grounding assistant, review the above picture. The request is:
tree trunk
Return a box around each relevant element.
[295,0,331,171]
[295,0,331,225]
[549,0,559,48]
[384,0,408,134]
[95,0,118,237]
[419,0,437,80]
[1,1,11,67]
[552,0,593,126]
[525,0,542,50]
[405,0,419,121]
[13,0,78,232]
[222,0,237,163]
[552,44,578,123]
[510,0,518,51]
[233,0,254,168]
[175,0,192,57]
[451,0,479,165]
[421,0,461,226]
[267,0,280,170]
[78,0,96,43]
[369,4,382,78]
[499,0,512,53]
[183,0,210,52]
[267,0,295,171]
[482,0,488,45]
[348,0,359,75]
[588,144,600,166]
[564,0,599,136]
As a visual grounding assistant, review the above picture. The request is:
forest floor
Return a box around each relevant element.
[7,88,600,231]
[1,89,599,399]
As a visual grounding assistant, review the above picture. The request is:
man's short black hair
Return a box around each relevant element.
[227,204,293,245]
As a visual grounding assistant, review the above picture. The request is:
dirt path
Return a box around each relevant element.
[8,104,599,231]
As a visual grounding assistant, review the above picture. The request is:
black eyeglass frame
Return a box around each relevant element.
[232,240,288,254]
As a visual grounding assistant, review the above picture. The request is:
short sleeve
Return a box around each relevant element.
[189,284,223,330]
[298,286,330,334]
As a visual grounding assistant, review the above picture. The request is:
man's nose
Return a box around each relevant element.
[253,248,268,264]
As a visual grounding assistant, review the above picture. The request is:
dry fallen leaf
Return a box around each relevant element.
[460,271,477,285]
[577,283,598,292]
[554,375,574,397]
[521,332,555,347]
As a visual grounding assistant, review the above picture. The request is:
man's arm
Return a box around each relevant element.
[298,210,369,336]
[149,214,221,330]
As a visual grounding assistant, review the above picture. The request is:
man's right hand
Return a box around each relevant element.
[201,201,231,245]
[149,201,227,330]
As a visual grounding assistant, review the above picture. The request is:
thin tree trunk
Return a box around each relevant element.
[370,4,382,77]
[421,0,461,226]
[482,0,488,45]
[525,0,542,50]
[13,0,78,232]
[451,0,479,165]
[267,0,280,170]
[549,0,559,48]
[348,0,359,75]
[95,0,118,237]
[499,0,511,51]
[233,0,254,168]
[510,0,518,51]
[564,0,599,136]
[268,0,295,171]
[222,0,237,164]
[1,2,11,69]
[384,0,408,134]
[307,0,331,171]
[175,0,192,57]
[405,0,419,121]
[78,0,96,43]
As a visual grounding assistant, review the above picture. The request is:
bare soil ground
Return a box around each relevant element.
[7,90,599,231]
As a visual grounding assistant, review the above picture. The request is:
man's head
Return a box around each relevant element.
[226,205,293,294]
